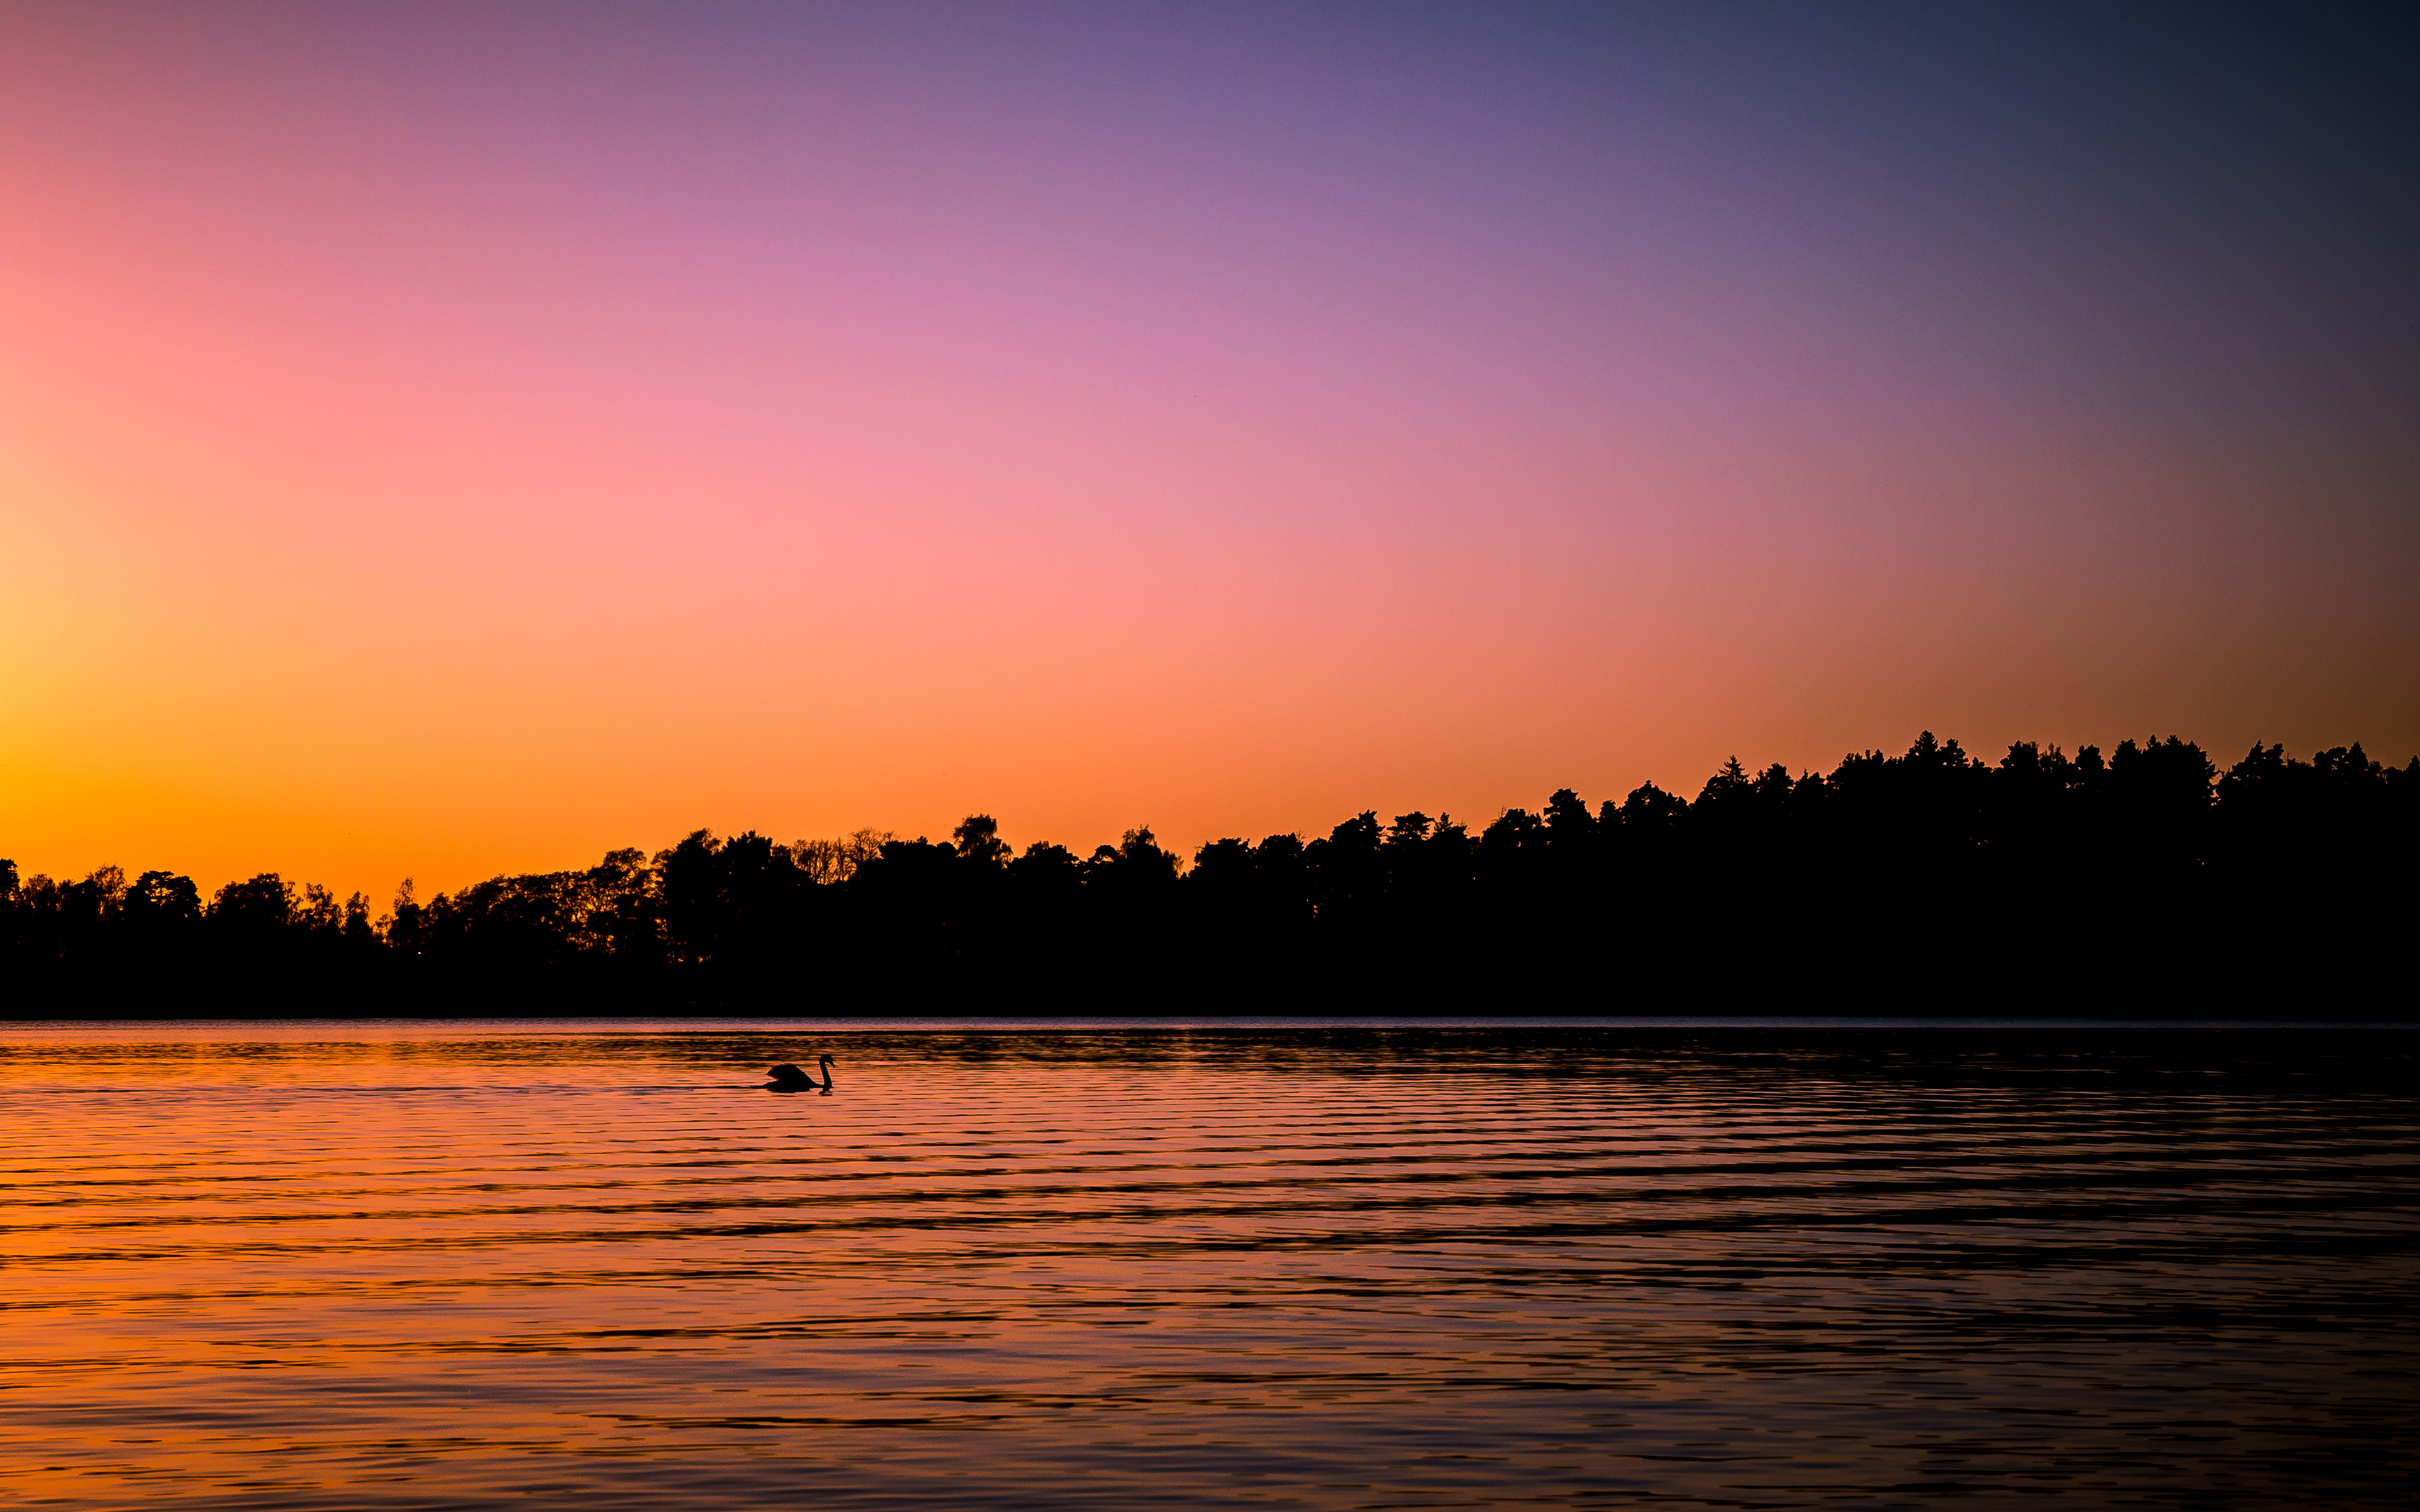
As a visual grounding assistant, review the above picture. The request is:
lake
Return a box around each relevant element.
[1,1019,2413,1508]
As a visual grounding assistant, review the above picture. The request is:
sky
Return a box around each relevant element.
[3,1,2415,900]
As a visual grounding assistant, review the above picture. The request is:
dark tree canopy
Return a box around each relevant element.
[4,733,2412,1015]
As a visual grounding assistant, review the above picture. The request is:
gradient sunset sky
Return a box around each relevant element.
[4,1,2415,899]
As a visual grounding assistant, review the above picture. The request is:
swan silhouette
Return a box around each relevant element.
[764,1056,834,1093]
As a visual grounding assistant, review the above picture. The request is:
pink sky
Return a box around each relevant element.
[4,4,2414,899]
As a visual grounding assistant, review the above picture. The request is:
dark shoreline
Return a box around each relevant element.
[9,732,2412,1017]
[9,1013,2413,1027]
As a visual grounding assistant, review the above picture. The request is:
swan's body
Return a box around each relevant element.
[764,1055,835,1093]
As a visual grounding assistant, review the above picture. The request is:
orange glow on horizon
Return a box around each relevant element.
[3,6,2413,901]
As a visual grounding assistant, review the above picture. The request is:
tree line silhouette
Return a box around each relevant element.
[6,732,2413,1013]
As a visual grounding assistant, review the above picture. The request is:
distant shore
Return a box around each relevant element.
[8,732,2412,1015]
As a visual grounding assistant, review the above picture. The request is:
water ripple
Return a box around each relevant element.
[0,1022,2412,1509]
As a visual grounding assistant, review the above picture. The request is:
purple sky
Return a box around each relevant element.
[2,1,2414,893]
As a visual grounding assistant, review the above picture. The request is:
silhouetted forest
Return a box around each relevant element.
[6,734,2414,1014]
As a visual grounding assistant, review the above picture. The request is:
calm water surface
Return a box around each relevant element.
[1,1020,2413,1509]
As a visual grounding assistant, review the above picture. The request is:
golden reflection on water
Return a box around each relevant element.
[1,1021,2414,1509]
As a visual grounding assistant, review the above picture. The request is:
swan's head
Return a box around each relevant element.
[820,1053,835,1064]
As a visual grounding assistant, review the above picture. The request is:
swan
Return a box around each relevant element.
[764,1056,835,1093]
